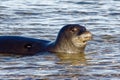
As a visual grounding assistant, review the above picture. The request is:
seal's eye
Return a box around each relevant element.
[70,27,78,33]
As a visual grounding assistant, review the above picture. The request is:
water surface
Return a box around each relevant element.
[0,0,120,79]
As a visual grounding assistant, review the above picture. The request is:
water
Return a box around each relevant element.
[0,0,120,79]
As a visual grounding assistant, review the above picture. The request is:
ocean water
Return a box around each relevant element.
[0,0,120,79]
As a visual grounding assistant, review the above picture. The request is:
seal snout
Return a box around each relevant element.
[81,31,92,42]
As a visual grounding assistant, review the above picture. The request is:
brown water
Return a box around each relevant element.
[0,0,120,79]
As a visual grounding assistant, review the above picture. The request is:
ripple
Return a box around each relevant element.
[0,6,8,10]
[63,1,98,4]
[14,10,40,16]
[109,12,120,16]
[0,0,120,79]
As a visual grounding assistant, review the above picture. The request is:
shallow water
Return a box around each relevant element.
[0,0,120,79]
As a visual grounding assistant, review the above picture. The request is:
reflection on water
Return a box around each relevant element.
[0,0,120,79]
[56,53,87,65]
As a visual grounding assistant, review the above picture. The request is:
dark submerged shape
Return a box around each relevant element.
[0,36,49,55]
[0,24,92,55]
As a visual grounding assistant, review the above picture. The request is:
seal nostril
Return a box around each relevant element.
[83,41,86,43]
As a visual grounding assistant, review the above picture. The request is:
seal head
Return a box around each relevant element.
[48,24,92,53]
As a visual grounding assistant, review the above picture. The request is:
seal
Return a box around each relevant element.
[0,24,92,55]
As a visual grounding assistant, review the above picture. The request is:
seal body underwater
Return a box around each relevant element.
[0,24,92,55]
[0,36,50,55]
